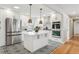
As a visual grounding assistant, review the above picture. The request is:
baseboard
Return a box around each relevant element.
[62,36,74,44]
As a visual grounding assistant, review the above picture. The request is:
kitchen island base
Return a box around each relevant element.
[22,31,49,53]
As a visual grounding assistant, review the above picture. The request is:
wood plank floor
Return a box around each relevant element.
[50,36,79,54]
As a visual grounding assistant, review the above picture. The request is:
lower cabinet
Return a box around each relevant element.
[22,31,49,52]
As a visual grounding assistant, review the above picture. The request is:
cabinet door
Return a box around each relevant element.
[33,34,48,51]
[23,34,33,52]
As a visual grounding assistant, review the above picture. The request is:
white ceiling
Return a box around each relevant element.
[0,4,52,17]
[0,4,79,17]
[46,4,79,16]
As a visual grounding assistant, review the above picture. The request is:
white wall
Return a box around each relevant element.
[0,9,20,46]
[0,9,6,46]
[62,13,70,42]
[74,20,79,35]
[69,18,74,38]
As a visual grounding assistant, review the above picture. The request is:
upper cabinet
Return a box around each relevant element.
[56,13,62,21]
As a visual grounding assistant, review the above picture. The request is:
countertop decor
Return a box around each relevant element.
[34,26,40,32]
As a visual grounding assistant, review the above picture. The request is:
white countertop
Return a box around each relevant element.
[22,30,49,35]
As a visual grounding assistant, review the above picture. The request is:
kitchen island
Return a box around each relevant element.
[22,30,49,52]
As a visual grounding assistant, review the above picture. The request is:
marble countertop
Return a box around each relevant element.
[22,30,49,35]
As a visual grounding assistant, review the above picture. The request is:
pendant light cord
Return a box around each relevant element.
[29,4,32,19]
[40,8,42,20]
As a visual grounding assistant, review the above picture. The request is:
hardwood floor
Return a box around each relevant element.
[50,36,79,54]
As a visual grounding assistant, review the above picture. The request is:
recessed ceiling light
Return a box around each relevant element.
[72,11,77,15]
[5,8,13,14]
[13,6,20,9]
[43,14,46,16]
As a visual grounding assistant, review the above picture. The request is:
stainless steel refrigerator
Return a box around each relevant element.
[5,17,22,46]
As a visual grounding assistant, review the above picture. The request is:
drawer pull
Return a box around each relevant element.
[45,33,47,37]
[37,35,40,39]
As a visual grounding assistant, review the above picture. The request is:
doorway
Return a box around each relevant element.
[74,19,79,36]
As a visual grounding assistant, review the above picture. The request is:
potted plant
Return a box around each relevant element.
[34,26,40,32]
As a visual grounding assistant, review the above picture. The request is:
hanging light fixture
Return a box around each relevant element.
[39,8,43,24]
[28,4,32,23]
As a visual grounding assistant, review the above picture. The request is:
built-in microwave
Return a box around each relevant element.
[52,21,60,29]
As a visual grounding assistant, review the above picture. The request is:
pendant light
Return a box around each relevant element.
[39,8,43,24]
[28,4,32,23]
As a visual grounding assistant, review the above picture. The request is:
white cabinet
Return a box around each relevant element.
[22,31,49,52]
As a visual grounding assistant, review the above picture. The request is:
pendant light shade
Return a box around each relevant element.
[39,20,42,24]
[39,8,43,24]
[28,4,32,23]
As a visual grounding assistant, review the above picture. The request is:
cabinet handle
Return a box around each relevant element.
[45,33,47,37]
[37,35,40,39]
